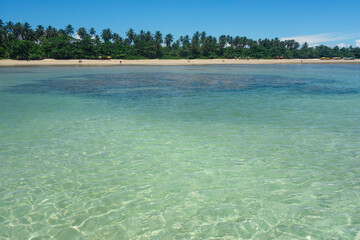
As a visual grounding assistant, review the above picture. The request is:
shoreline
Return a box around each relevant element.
[1,58,360,67]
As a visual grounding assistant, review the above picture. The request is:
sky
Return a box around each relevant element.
[1,0,360,47]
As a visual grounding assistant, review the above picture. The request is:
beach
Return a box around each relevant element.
[1,58,360,66]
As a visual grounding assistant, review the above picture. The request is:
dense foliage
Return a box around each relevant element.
[1,20,359,60]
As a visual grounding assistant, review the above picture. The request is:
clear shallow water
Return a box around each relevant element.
[0,65,359,239]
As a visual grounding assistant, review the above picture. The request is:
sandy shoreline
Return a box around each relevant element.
[0,58,360,67]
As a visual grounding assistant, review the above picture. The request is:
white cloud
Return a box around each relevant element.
[337,43,348,48]
[73,33,81,40]
[73,33,96,40]
[355,39,360,47]
[281,33,358,45]
[308,43,319,47]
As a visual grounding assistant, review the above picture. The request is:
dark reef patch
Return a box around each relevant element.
[5,72,357,98]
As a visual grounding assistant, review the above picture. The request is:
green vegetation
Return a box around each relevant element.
[1,20,359,60]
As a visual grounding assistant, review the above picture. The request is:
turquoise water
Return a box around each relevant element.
[0,65,359,239]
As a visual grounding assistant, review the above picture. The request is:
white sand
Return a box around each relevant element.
[1,58,360,66]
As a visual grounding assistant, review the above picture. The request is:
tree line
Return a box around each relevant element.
[0,20,359,60]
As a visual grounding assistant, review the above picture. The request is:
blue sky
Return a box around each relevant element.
[1,0,360,47]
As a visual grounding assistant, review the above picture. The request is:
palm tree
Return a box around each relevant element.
[191,31,200,48]
[301,42,309,50]
[138,30,145,42]
[172,40,180,48]
[123,38,131,46]
[272,37,281,48]
[35,25,45,40]
[0,19,4,35]
[154,31,163,57]
[126,28,135,44]
[219,35,227,48]
[45,26,58,38]
[239,37,248,50]
[26,30,36,41]
[200,31,206,46]
[233,36,240,49]
[94,35,101,44]
[0,20,3,37]
[201,36,213,55]
[57,29,67,36]
[13,22,23,40]
[247,39,257,48]
[226,35,233,46]
[112,33,122,44]
[211,36,217,46]
[65,24,74,36]
[89,28,96,37]
[22,22,31,39]
[0,19,6,47]
[101,28,112,42]
[145,31,152,42]
[183,35,190,47]
[6,21,14,35]
[154,31,162,44]
[77,27,88,40]
[284,39,299,50]
[164,33,173,47]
